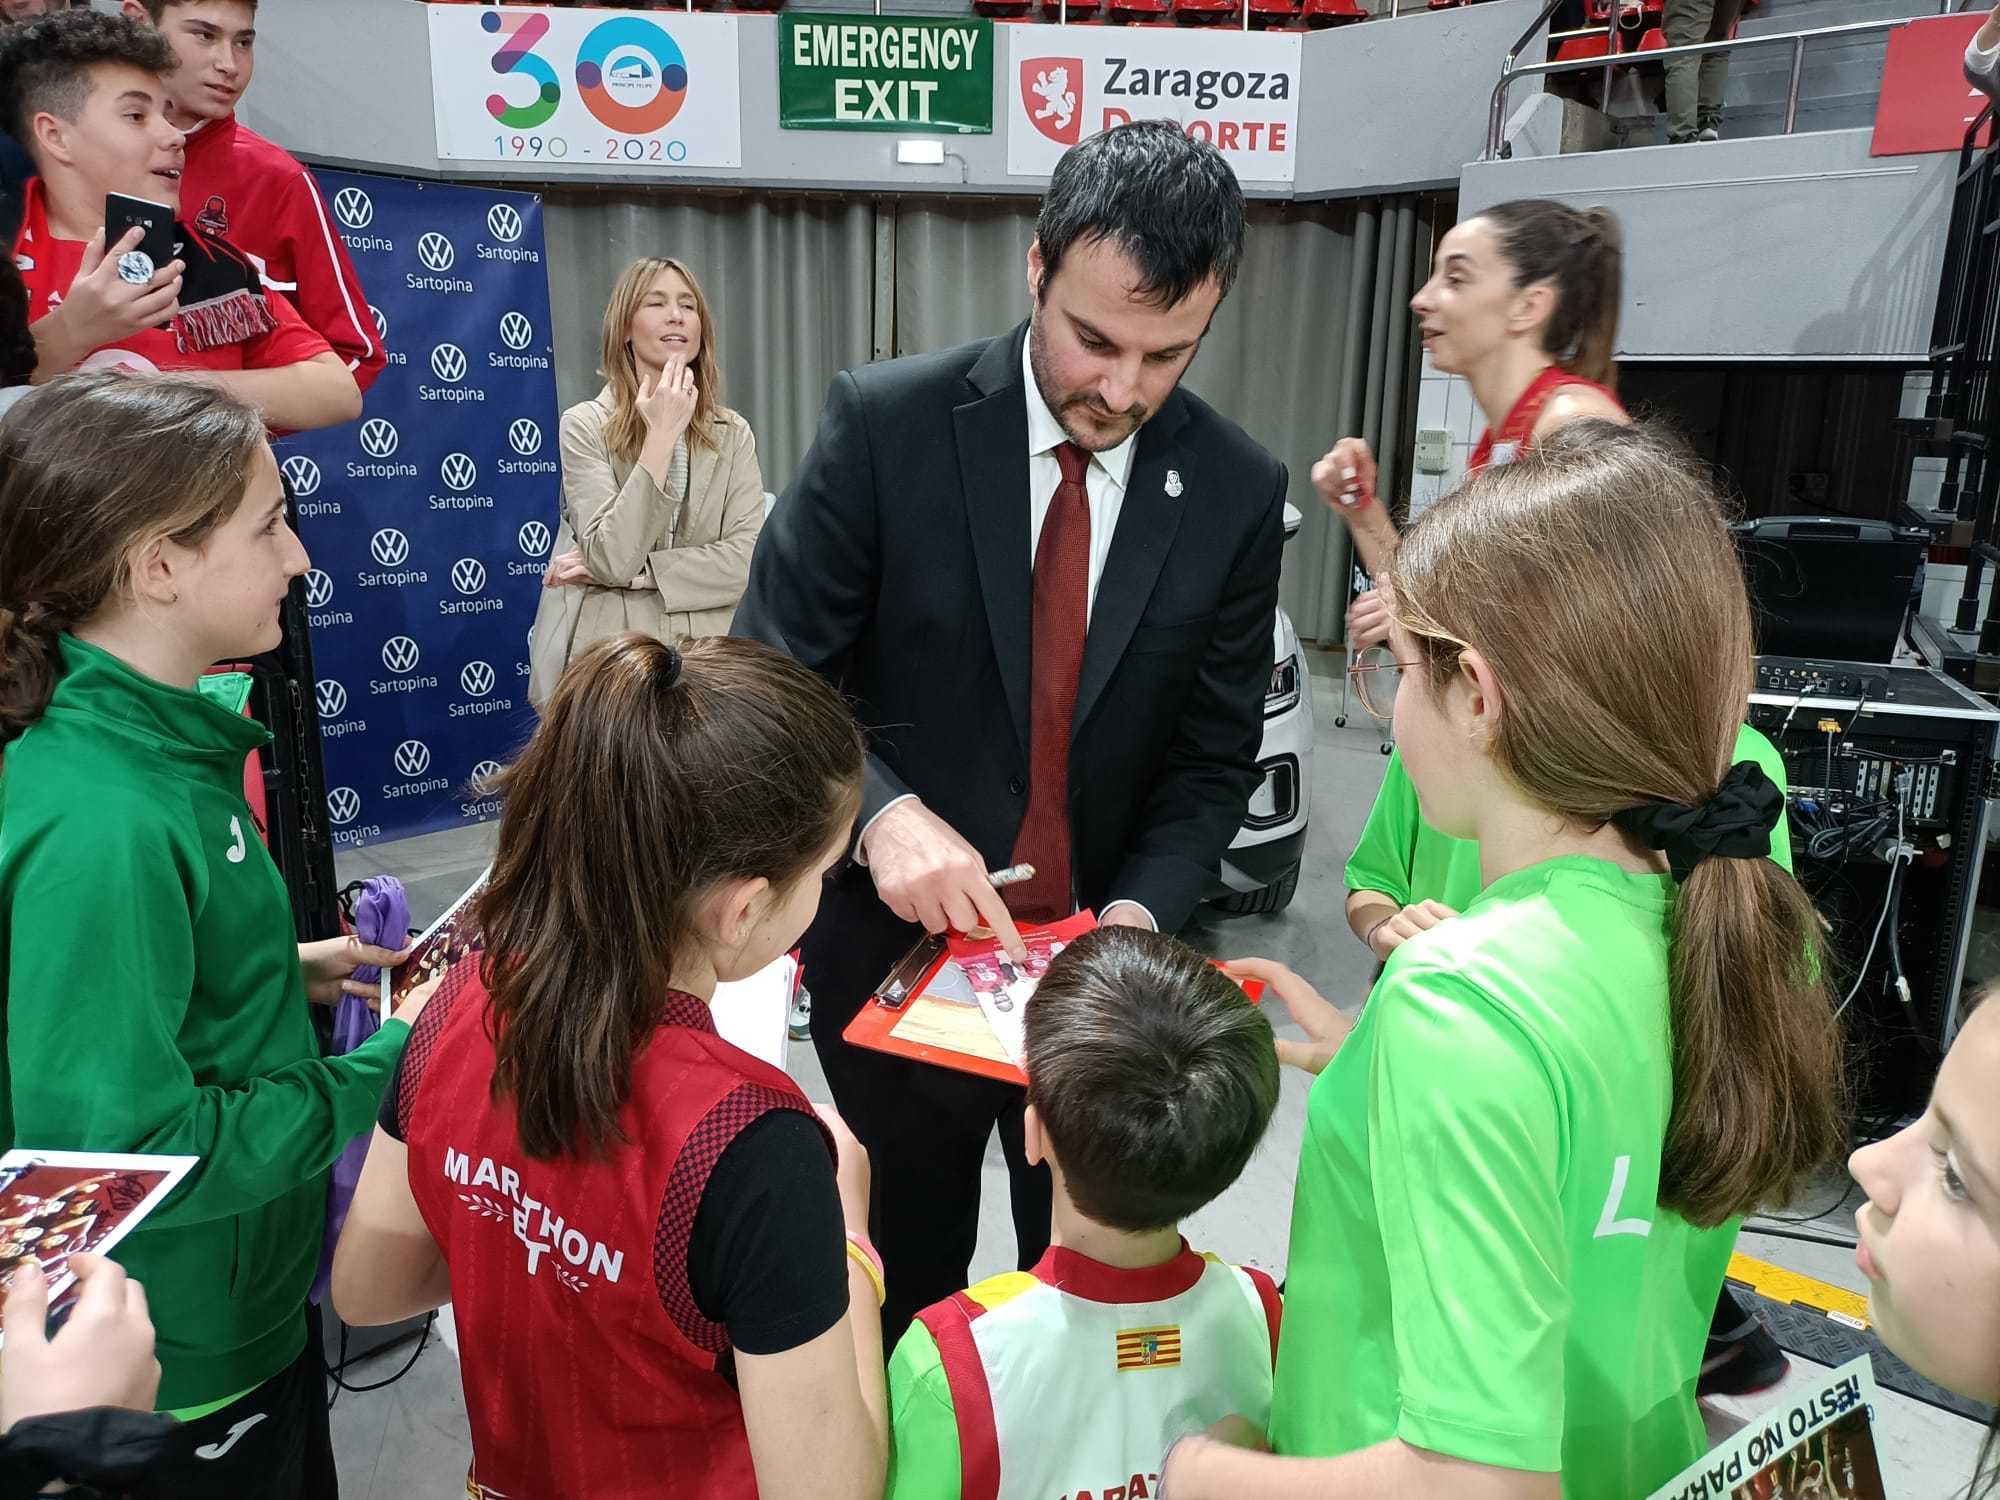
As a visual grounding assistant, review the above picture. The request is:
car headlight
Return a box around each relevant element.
[1265,657,1300,717]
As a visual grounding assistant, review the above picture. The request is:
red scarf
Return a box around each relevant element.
[5,179,276,356]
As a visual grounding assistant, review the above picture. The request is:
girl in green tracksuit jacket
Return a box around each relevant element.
[0,374,419,1497]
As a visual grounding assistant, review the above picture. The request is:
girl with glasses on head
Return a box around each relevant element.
[1181,423,1847,1500]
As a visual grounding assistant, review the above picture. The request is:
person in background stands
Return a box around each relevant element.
[0,11,361,432]
[124,0,383,392]
[530,257,765,705]
[1661,0,1745,144]
[1964,4,2000,107]
[734,121,1286,1343]
[334,633,886,1500]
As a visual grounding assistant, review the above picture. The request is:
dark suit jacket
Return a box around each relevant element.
[734,322,1284,1009]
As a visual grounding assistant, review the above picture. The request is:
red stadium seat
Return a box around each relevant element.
[1041,0,1105,19]
[1108,0,1172,22]
[1173,0,1241,24]
[973,0,1033,16]
[1248,0,1300,27]
[1301,0,1365,22]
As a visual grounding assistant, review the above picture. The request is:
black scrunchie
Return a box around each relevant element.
[659,642,684,688]
[1611,760,1782,883]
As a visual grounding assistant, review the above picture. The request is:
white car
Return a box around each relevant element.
[1211,504,1313,915]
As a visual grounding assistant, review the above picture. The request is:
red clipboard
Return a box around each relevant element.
[842,915,1264,1085]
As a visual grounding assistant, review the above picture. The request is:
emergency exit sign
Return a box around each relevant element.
[779,16,993,134]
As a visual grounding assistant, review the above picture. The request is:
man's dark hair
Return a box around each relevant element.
[0,11,176,149]
[1025,926,1278,1232]
[1034,120,1246,309]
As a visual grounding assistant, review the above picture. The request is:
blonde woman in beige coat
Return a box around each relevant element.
[530,257,764,704]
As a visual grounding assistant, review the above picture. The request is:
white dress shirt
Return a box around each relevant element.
[857,335,1157,930]
[1022,335,1137,622]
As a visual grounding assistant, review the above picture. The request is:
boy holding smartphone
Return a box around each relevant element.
[124,0,384,393]
[0,10,360,433]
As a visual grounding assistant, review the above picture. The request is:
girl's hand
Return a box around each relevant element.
[299,935,413,1009]
[1,1256,159,1433]
[1312,436,1378,516]
[1366,899,1460,960]
[1223,957,1353,1075]
[637,354,698,443]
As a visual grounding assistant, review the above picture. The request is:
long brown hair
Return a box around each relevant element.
[1478,198,1624,393]
[599,256,724,463]
[475,632,863,1161]
[0,372,266,745]
[1388,421,1845,1227]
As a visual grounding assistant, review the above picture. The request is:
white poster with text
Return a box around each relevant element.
[430,6,742,170]
[1005,28,1301,183]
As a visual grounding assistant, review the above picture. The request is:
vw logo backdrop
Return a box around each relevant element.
[279,171,558,845]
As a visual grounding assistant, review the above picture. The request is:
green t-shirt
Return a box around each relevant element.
[1344,725,1792,911]
[885,1322,960,1500]
[1270,856,1741,1495]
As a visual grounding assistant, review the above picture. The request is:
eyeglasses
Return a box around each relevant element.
[1348,645,1425,722]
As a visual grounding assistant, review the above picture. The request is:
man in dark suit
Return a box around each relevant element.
[734,121,1286,1338]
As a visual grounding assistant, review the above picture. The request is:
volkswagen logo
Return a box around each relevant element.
[316,679,348,719]
[499,311,534,351]
[280,455,321,497]
[417,232,455,273]
[381,635,421,673]
[370,528,411,567]
[358,418,399,459]
[486,203,524,243]
[303,569,335,609]
[327,786,361,825]
[472,759,504,783]
[440,453,478,492]
[370,305,388,341]
[332,188,374,230]
[429,343,467,384]
[460,661,496,698]
[394,740,432,778]
[451,558,487,596]
[517,520,552,557]
[508,418,543,456]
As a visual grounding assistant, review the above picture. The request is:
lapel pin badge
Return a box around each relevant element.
[1164,469,1184,498]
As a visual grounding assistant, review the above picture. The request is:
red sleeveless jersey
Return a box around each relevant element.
[1469,365,1623,474]
[397,957,833,1500]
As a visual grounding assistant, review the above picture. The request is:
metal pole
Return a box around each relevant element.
[1783,34,1804,133]
[1600,3,1616,113]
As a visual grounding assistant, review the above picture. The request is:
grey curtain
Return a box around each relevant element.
[891,195,1434,642]
[541,187,1434,644]
[540,190,877,486]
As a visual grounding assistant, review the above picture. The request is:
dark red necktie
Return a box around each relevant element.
[1008,442,1091,924]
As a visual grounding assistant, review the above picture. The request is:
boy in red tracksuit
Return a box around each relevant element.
[124,0,384,391]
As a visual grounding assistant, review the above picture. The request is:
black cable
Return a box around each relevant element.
[324,1312,435,1407]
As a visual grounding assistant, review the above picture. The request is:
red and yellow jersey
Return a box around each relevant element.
[886,1241,1280,1500]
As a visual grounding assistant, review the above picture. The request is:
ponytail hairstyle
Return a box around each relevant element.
[1479,198,1624,393]
[598,256,724,464]
[0,372,266,745]
[1387,420,1845,1228]
[475,632,864,1161]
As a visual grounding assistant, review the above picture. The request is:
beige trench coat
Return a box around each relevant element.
[558,388,766,660]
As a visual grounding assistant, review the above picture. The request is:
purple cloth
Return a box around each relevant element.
[313,876,409,1306]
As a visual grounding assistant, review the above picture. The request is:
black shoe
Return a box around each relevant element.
[1697,1315,1789,1397]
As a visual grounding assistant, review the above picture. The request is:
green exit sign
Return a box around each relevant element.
[779,16,993,134]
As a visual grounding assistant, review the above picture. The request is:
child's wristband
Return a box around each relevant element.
[845,1231,886,1307]
[1362,912,1398,955]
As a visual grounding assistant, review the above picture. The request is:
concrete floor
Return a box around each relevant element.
[326,669,1992,1498]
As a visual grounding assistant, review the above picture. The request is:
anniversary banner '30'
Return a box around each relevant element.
[279,172,560,848]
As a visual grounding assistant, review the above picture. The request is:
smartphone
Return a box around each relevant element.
[103,192,178,282]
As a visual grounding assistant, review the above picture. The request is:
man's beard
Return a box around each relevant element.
[1027,313,1149,453]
